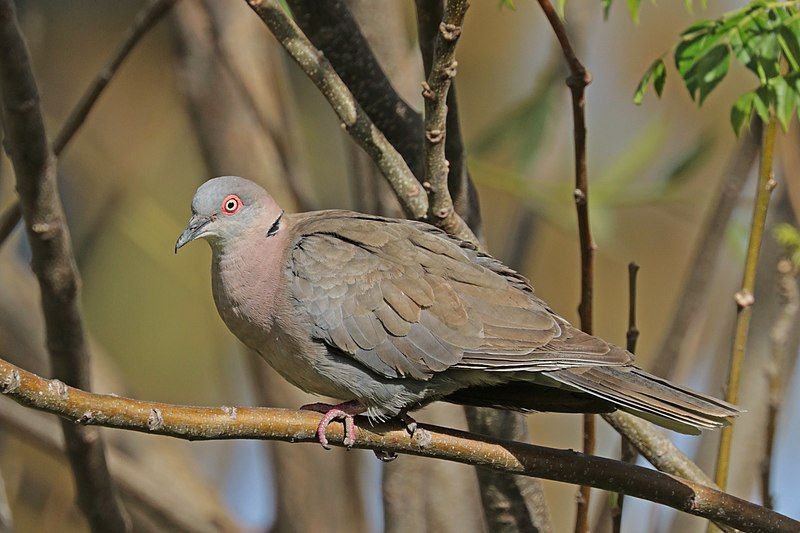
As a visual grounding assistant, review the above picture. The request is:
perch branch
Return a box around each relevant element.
[243,0,427,219]
[0,1,130,531]
[0,357,796,533]
[535,2,595,531]
[420,0,477,244]
[714,118,779,490]
[0,0,177,249]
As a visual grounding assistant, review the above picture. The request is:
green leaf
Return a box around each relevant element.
[633,59,666,104]
[753,84,773,122]
[626,0,641,24]
[778,24,800,70]
[772,76,798,131]
[677,44,730,104]
[730,91,755,135]
[557,0,566,17]
[498,0,516,9]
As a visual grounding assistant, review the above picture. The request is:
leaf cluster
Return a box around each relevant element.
[773,223,800,268]
[634,1,800,135]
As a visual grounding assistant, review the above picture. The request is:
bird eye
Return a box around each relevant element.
[221,194,242,215]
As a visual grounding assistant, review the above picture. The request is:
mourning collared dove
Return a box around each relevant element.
[176,176,739,449]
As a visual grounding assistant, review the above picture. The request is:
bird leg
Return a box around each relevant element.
[300,400,364,449]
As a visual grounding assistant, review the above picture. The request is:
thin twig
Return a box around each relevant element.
[761,258,799,509]
[0,2,130,531]
[535,3,595,531]
[243,0,428,219]
[0,0,177,249]
[420,0,477,244]
[611,262,640,533]
[0,357,795,533]
[714,118,779,491]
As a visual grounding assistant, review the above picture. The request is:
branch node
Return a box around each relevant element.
[439,22,462,41]
[436,207,452,219]
[573,188,586,205]
[413,427,432,448]
[443,60,458,79]
[147,408,164,431]
[222,406,238,419]
[426,129,444,143]
[1,370,20,394]
[767,177,777,191]
[78,411,97,424]
[31,221,58,239]
[422,181,432,191]
[734,289,755,309]
[48,378,69,400]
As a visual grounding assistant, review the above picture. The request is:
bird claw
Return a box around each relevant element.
[400,413,418,436]
[373,449,398,462]
[300,401,362,449]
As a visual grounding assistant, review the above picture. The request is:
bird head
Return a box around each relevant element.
[175,176,284,253]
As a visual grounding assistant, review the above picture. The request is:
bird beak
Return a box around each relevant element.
[175,214,211,253]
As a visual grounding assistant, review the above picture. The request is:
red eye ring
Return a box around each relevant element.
[221,194,242,215]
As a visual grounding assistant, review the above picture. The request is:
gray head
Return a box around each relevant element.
[175,176,284,253]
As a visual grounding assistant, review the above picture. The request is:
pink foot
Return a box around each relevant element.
[300,400,364,449]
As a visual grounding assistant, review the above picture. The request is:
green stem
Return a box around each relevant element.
[713,117,778,494]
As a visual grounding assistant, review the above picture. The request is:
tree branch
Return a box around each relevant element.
[762,258,799,509]
[610,262,641,533]
[420,0,477,244]
[0,0,177,249]
[243,0,427,219]
[0,1,129,530]
[0,462,11,533]
[715,118,779,490]
[415,0,483,237]
[652,120,762,377]
[0,357,796,533]
[535,3,595,531]
[0,402,242,533]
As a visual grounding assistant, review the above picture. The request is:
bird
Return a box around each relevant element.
[176,176,739,450]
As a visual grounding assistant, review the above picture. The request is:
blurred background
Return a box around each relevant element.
[0,1,798,532]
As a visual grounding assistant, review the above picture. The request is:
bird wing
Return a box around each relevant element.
[287,211,631,380]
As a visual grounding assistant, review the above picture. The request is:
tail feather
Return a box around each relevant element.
[543,366,740,435]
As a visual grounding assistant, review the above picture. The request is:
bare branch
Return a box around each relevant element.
[0,1,129,530]
[420,0,477,244]
[0,357,796,533]
[652,120,762,377]
[762,258,799,509]
[715,118,779,490]
[243,0,427,219]
[0,402,242,533]
[0,0,177,249]
[535,2,595,531]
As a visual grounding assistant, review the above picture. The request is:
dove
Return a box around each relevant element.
[176,176,739,449]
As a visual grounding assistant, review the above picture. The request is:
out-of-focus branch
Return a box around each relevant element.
[200,0,314,211]
[0,463,11,533]
[715,118,779,491]
[243,0,428,219]
[761,258,799,509]
[419,0,477,244]
[0,402,241,533]
[0,0,177,249]
[652,120,762,377]
[0,358,796,533]
[0,2,129,531]
[535,2,595,531]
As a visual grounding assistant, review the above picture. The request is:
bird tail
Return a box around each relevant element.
[542,366,740,434]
